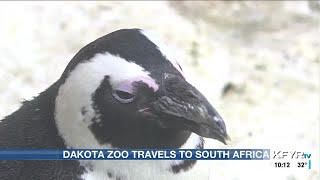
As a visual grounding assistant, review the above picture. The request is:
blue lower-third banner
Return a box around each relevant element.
[0,149,270,160]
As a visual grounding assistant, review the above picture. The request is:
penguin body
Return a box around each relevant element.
[0,83,85,179]
[0,29,229,180]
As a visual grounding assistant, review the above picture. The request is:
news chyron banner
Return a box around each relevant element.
[0,148,317,172]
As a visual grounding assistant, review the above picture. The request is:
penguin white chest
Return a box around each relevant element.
[80,159,211,180]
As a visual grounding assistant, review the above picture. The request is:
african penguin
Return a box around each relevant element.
[0,28,229,180]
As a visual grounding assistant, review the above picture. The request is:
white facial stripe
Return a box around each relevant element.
[140,30,184,75]
[99,54,159,92]
[55,52,158,148]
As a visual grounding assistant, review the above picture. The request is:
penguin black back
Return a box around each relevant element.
[0,82,86,179]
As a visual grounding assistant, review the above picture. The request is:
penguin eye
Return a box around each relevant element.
[112,90,135,103]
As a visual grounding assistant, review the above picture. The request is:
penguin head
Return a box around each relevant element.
[55,29,229,149]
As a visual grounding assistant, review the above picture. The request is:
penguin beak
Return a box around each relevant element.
[148,73,230,145]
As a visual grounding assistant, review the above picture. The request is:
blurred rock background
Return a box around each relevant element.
[0,1,319,180]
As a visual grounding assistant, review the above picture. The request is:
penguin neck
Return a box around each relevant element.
[115,128,193,149]
[79,133,204,180]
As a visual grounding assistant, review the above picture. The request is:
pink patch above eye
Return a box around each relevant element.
[116,80,136,93]
[116,76,159,93]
